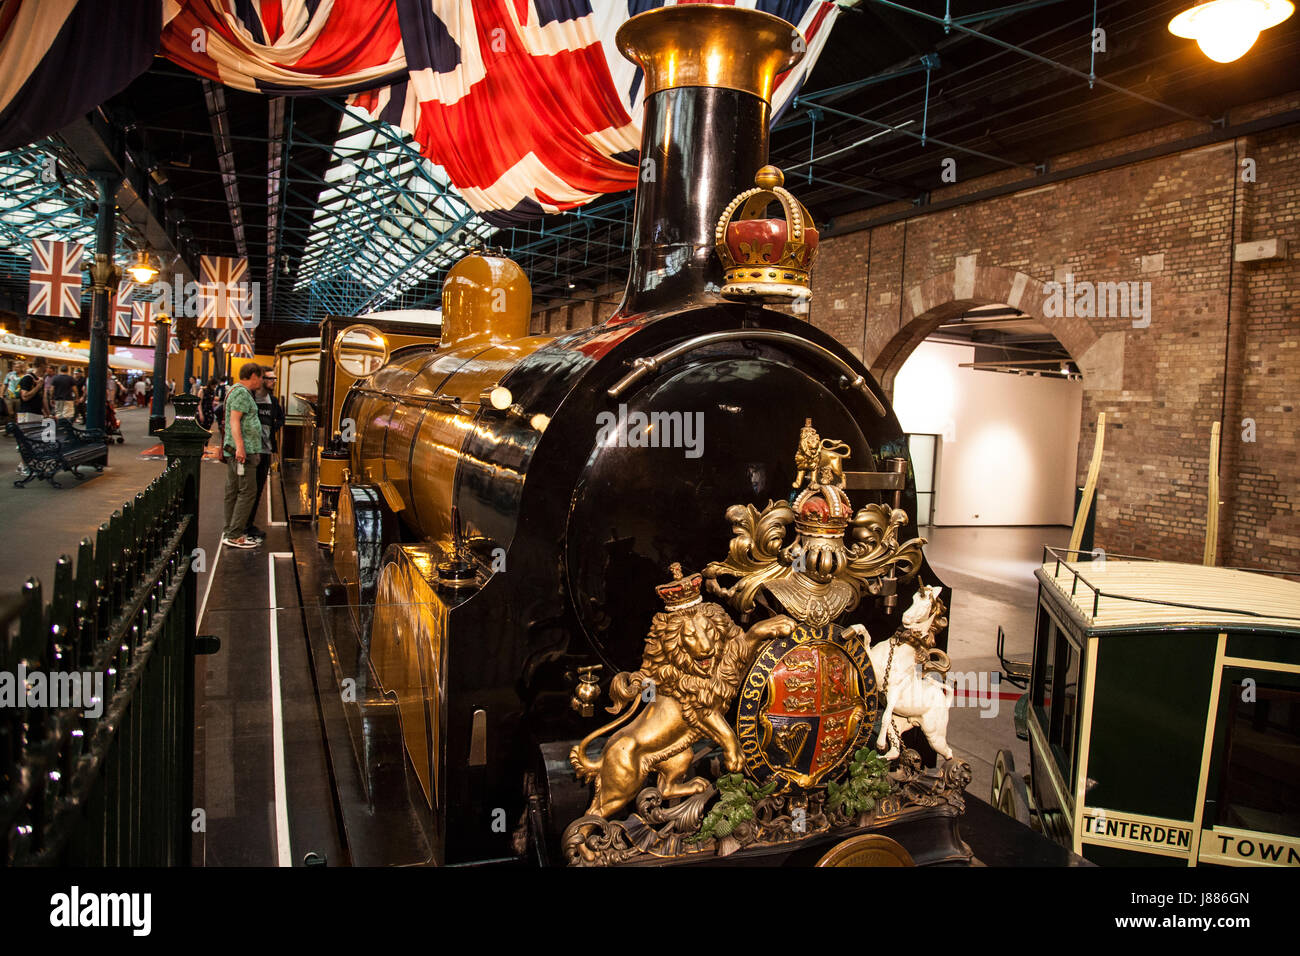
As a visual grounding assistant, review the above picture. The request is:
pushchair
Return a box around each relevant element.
[104,401,125,443]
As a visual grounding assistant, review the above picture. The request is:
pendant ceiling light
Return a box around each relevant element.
[127,248,158,284]
[1169,0,1294,63]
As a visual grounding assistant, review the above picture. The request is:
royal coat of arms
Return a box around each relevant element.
[561,419,972,866]
[738,621,876,789]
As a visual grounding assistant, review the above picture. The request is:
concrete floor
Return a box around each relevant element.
[0,405,169,595]
[921,524,1071,807]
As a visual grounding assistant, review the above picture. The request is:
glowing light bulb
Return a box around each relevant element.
[1169,0,1294,63]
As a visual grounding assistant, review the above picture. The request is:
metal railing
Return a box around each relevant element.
[0,394,213,865]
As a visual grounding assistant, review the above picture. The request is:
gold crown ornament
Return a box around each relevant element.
[655,562,704,612]
[715,165,819,302]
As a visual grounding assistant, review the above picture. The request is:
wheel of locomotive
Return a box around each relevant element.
[815,833,915,867]
[992,748,1032,828]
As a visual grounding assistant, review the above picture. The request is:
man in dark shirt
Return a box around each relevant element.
[50,364,76,419]
[72,368,86,422]
[14,359,47,480]
[17,359,47,423]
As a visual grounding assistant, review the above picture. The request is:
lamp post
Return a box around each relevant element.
[84,173,120,437]
[149,311,172,434]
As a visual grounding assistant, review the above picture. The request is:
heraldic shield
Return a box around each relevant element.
[736,621,879,790]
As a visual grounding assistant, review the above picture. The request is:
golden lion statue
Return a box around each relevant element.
[570,565,793,819]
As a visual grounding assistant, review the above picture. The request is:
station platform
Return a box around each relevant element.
[1,406,343,864]
[190,448,345,866]
[0,406,167,593]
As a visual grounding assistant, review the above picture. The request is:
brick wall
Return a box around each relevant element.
[807,103,1300,571]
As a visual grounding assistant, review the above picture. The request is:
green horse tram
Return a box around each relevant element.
[994,546,1300,867]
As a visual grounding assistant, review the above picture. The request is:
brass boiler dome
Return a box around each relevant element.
[439,252,531,350]
[342,251,540,549]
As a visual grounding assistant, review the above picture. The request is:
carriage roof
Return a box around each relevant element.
[1036,548,1300,636]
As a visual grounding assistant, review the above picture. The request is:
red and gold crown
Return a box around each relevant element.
[793,488,852,536]
[715,165,819,303]
[656,562,704,611]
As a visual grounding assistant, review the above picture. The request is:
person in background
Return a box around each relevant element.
[72,367,86,423]
[245,368,284,540]
[221,363,264,549]
[50,364,76,419]
[133,376,147,407]
[3,360,24,423]
[198,377,216,428]
[14,359,47,478]
[213,376,229,443]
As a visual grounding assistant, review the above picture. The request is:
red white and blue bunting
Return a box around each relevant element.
[2,2,838,225]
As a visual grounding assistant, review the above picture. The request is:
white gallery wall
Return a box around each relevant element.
[893,340,1083,526]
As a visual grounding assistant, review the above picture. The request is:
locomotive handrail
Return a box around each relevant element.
[606,329,887,416]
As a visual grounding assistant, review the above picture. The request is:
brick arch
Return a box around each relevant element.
[868,263,1101,395]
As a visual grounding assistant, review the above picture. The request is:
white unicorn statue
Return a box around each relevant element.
[850,584,953,761]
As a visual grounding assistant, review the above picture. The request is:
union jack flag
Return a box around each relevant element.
[159,1,840,225]
[112,281,136,337]
[28,239,85,319]
[131,300,158,346]
[199,255,250,329]
[221,323,255,358]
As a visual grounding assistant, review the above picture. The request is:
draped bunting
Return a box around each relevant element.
[348,0,840,224]
[159,0,407,95]
[2,1,839,223]
[0,0,160,151]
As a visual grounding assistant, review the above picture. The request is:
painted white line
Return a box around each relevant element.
[266,481,287,527]
[196,533,224,629]
[268,551,294,868]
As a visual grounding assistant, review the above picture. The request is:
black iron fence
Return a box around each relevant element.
[0,394,212,865]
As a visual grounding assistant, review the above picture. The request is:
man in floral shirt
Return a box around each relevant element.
[221,363,264,549]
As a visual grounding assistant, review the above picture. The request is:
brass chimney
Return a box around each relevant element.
[613,4,805,317]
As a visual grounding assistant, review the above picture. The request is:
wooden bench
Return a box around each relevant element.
[7,419,108,488]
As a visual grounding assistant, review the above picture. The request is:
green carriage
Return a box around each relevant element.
[994,546,1300,866]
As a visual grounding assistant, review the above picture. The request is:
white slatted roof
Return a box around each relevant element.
[1039,556,1300,633]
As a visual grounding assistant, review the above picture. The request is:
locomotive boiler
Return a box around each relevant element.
[326,4,948,866]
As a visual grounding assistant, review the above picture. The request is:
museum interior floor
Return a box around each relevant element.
[922,524,1072,805]
[1,411,1070,863]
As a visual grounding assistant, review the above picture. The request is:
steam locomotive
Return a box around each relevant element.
[318,4,948,866]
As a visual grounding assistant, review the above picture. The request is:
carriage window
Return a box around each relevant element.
[1031,608,1057,731]
[1052,639,1082,784]
[1215,682,1300,838]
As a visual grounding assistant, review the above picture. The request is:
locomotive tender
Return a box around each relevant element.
[319,4,951,866]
